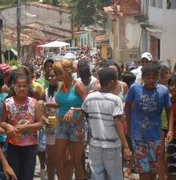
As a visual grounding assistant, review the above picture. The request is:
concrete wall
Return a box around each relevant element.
[144,0,176,68]
[1,4,71,31]
[117,16,141,64]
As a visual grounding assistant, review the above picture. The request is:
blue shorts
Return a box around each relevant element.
[55,122,79,141]
[132,139,161,174]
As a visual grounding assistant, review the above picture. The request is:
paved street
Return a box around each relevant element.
[33,157,139,180]
[34,157,42,180]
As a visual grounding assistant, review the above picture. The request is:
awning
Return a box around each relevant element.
[146,27,163,33]
[38,41,70,48]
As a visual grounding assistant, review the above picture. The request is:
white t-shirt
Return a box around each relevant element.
[82,91,124,148]
[131,66,142,83]
[77,75,97,91]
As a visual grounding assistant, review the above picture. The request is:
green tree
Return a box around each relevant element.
[52,0,58,6]
[70,0,111,26]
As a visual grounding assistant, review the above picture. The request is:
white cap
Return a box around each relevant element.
[141,52,152,61]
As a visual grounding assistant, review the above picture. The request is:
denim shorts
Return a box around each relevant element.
[89,146,123,180]
[132,139,161,174]
[46,134,55,145]
[55,122,79,141]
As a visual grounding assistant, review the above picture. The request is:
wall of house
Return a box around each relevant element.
[107,18,115,59]
[1,4,72,31]
[142,0,176,68]
[117,16,141,64]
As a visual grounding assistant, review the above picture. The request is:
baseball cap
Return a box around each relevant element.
[141,52,152,61]
[43,58,55,66]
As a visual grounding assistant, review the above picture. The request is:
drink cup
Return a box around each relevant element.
[48,116,58,129]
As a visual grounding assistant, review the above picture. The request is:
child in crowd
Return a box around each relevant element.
[99,60,128,100]
[125,64,173,180]
[81,67,132,180]
[0,72,16,180]
[37,58,54,179]
[157,60,171,180]
[0,74,43,180]
[43,69,59,180]
[167,74,176,180]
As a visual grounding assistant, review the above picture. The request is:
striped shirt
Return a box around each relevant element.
[82,91,123,148]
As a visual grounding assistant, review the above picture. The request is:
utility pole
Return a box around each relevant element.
[0,19,2,63]
[17,0,21,59]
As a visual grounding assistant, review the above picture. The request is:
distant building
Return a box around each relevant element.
[104,0,141,64]
[0,2,84,59]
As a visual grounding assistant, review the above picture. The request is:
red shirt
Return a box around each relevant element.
[172,102,176,139]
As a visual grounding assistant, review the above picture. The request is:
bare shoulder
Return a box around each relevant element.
[120,80,128,87]
[120,80,128,93]
[74,80,88,100]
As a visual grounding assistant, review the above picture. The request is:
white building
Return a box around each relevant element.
[141,0,176,68]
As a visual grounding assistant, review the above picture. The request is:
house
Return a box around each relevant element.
[104,0,142,64]
[95,34,110,60]
[0,2,84,59]
[140,0,176,68]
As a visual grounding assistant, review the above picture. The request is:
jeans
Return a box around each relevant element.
[89,146,123,180]
[7,143,37,180]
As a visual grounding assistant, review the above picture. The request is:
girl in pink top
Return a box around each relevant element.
[0,74,43,180]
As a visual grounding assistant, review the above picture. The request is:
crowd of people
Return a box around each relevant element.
[0,51,175,180]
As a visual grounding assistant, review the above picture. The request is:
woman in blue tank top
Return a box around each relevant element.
[53,59,87,180]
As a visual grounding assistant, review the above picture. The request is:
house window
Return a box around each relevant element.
[167,0,176,9]
[150,36,160,61]
[151,0,163,8]
[151,0,156,7]
[157,0,163,8]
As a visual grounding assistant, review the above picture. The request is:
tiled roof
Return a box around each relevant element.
[24,23,72,38]
[3,22,73,48]
[3,27,38,47]
[95,34,109,43]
